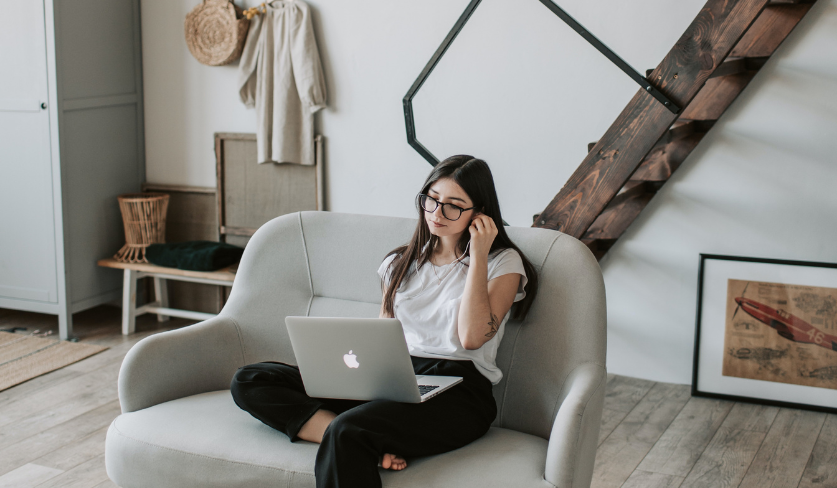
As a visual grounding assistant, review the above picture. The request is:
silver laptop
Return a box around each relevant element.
[285,316,463,403]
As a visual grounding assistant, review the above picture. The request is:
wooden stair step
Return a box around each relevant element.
[627,119,713,182]
[581,238,612,261]
[630,132,705,182]
[588,118,712,158]
[767,0,815,6]
[663,119,714,143]
[709,56,768,78]
[582,181,657,241]
[732,2,814,58]
[680,72,755,121]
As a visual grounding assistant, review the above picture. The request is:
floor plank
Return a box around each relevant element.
[0,463,63,488]
[33,425,110,473]
[0,356,121,425]
[0,362,121,451]
[598,374,656,446]
[0,400,120,476]
[737,408,825,488]
[591,382,692,488]
[92,480,119,488]
[797,414,837,488]
[680,402,779,488]
[637,396,734,477]
[621,469,685,488]
[0,368,79,410]
[33,453,110,488]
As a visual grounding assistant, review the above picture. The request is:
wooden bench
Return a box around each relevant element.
[97,258,236,335]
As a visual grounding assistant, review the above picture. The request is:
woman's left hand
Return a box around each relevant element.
[468,213,497,259]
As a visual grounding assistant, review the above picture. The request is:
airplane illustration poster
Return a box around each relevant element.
[723,278,837,391]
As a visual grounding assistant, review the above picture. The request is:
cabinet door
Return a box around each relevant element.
[0,0,59,303]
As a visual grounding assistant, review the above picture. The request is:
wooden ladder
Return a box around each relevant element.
[532,0,817,259]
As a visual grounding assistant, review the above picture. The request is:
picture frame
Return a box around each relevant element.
[214,132,324,247]
[692,254,837,414]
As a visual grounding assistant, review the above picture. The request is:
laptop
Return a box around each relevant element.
[285,316,463,403]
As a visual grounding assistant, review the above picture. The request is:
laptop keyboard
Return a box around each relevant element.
[418,385,439,396]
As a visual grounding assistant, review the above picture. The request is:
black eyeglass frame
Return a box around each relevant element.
[417,194,477,221]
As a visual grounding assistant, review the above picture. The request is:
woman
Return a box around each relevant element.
[230,155,539,488]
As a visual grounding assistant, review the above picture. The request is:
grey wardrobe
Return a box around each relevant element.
[0,0,144,340]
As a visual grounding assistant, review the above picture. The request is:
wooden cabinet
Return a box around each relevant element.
[0,0,144,339]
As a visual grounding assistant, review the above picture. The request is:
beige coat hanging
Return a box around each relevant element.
[238,0,327,165]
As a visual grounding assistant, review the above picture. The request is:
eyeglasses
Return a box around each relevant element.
[417,194,476,221]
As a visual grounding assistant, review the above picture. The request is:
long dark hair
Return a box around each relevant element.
[381,155,539,320]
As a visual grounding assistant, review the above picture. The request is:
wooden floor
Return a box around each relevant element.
[594,376,836,488]
[0,306,834,488]
[0,306,191,488]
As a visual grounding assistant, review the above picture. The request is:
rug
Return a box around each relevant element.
[0,332,108,391]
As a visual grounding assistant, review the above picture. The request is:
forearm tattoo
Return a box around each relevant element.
[485,312,500,339]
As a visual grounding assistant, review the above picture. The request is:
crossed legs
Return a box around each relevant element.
[230,358,496,488]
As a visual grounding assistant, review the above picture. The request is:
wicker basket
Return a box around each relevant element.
[114,193,170,263]
[184,0,250,66]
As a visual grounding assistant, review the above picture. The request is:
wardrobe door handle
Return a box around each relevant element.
[41,102,47,109]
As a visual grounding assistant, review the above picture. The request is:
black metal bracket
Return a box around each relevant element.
[403,0,682,166]
[537,0,681,114]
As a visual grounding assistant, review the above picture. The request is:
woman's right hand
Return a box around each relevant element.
[468,212,497,260]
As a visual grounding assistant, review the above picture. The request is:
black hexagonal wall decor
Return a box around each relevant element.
[403,0,682,166]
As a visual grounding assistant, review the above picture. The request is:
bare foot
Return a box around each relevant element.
[381,453,407,471]
[297,409,337,443]
[299,412,406,471]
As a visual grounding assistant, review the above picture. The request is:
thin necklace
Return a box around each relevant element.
[431,241,470,284]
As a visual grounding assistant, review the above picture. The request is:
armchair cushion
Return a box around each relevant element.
[106,390,555,488]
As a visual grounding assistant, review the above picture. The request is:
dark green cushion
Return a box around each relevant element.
[145,241,244,271]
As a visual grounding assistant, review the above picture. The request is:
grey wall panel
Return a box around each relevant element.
[63,105,141,303]
[56,0,137,100]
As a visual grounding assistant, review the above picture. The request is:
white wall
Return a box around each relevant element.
[141,0,837,384]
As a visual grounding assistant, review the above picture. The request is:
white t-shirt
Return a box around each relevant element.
[377,246,528,385]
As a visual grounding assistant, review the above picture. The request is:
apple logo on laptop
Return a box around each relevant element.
[343,350,360,368]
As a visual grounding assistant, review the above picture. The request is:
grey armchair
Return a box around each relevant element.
[105,211,606,488]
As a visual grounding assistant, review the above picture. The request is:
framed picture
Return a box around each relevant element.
[693,254,837,413]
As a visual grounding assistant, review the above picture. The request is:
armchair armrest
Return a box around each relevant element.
[117,315,247,413]
[544,362,607,488]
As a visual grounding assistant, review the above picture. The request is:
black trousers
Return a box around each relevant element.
[230,356,497,488]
